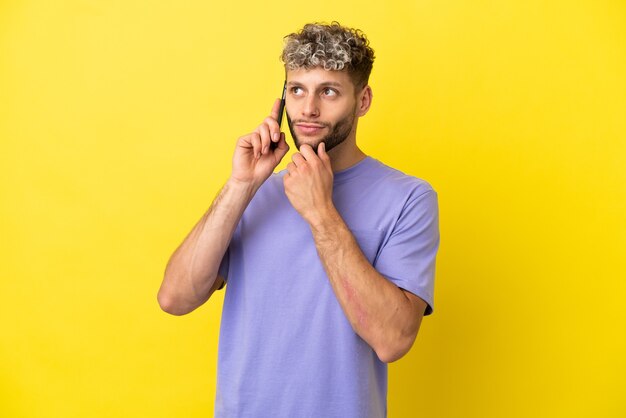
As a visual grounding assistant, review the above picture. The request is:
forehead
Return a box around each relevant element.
[286,67,354,89]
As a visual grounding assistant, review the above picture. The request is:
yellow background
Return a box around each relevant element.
[1,0,625,417]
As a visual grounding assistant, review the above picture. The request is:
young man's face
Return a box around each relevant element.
[285,67,363,152]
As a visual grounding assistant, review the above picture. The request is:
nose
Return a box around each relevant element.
[301,94,320,118]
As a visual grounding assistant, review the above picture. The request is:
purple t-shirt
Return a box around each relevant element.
[215,156,439,418]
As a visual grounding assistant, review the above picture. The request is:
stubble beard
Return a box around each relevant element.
[286,107,356,153]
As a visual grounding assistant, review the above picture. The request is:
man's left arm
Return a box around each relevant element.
[284,144,428,363]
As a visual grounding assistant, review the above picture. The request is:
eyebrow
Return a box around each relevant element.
[287,81,344,88]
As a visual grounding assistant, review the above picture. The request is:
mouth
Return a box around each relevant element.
[295,123,327,135]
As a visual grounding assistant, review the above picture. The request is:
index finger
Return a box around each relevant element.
[299,144,320,161]
[269,98,282,121]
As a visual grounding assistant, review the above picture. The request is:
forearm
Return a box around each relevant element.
[310,208,421,363]
[158,178,257,315]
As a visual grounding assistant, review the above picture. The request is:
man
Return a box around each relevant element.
[158,22,440,418]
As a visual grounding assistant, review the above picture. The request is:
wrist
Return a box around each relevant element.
[226,176,260,200]
[307,204,342,234]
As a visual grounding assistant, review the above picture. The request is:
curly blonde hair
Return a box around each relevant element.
[281,22,375,89]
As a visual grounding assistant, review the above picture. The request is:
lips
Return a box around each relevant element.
[295,123,326,135]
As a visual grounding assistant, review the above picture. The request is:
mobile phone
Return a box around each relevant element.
[270,80,287,150]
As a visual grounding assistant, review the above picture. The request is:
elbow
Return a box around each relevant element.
[157,289,193,316]
[375,343,411,364]
[374,331,419,364]
[157,271,219,316]
[157,266,207,316]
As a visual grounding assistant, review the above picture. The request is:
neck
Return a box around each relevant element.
[327,139,367,172]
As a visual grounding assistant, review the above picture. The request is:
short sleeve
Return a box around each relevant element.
[375,189,440,315]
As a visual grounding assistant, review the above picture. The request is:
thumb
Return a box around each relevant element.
[274,132,290,161]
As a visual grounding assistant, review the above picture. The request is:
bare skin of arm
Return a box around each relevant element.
[284,143,428,363]
[157,100,289,315]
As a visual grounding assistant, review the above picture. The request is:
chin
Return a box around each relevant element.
[294,138,322,150]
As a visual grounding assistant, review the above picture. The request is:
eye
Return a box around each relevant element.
[322,88,337,97]
[291,86,304,96]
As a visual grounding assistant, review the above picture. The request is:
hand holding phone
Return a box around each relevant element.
[270,80,287,150]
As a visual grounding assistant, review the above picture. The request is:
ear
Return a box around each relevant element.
[356,85,373,117]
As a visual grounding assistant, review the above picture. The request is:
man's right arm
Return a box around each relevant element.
[157,179,257,315]
[157,99,289,315]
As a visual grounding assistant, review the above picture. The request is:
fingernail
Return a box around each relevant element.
[263,145,268,154]
[273,132,279,142]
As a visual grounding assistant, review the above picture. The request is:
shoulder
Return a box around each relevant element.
[364,158,436,201]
